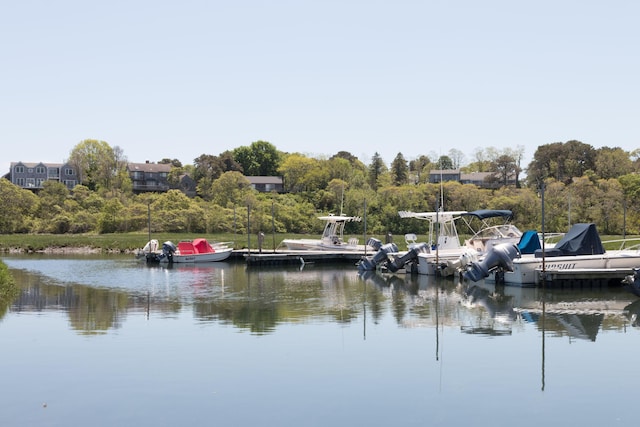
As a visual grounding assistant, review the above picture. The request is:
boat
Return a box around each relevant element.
[464,223,640,287]
[280,214,372,251]
[358,209,524,276]
[460,210,523,254]
[399,209,478,275]
[138,238,233,263]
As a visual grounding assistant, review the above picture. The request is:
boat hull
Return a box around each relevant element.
[487,251,640,286]
[160,248,233,263]
[417,249,478,276]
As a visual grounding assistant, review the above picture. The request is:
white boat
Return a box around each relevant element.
[358,209,524,275]
[460,210,524,254]
[464,223,640,287]
[397,209,474,275]
[281,214,372,251]
[397,209,523,276]
[138,238,233,263]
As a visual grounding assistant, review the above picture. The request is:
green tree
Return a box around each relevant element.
[151,190,206,233]
[68,139,120,191]
[488,154,517,186]
[409,155,433,184]
[368,152,388,191]
[279,154,322,193]
[391,153,409,186]
[594,147,634,180]
[210,171,253,207]
[0,179,38,233]
[159,158,183,167]
[436,155,454,170]
[527,140,596,186]
[233,141,281,176]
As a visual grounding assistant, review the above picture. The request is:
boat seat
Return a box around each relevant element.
[405,233,417,245]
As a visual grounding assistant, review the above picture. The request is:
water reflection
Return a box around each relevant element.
[3,254,639,339]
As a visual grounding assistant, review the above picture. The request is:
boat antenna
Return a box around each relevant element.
[340,183,345,216]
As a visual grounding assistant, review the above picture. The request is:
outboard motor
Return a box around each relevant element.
[162,241,177,263]
[358,242,398,271]
[622,268,640,297]
[366,237,383,251]
[464,243,520,282]
[386,242,429,272]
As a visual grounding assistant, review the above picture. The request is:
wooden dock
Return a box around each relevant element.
[233,249,371,266]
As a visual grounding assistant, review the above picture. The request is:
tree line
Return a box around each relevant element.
[2,138,640,237]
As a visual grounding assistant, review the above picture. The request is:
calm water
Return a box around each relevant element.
[1,254,639,427]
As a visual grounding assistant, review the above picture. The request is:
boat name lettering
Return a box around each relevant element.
[544,262,576,270]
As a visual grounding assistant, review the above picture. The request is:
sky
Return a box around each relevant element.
[2,0,639,175]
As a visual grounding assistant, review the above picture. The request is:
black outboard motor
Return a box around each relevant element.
[358,242,398,271]
[464,243,520,282]
[386,242,430,272]
[622,268,640,298]
[162,241,177,263]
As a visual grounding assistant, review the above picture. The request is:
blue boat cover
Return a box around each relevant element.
[462,210,513,221]
[535,223,605,258]
[518,230,541,254]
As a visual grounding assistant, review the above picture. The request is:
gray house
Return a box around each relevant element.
[8,161,78,190]
[245,176,284,193]
[127,161,172,194]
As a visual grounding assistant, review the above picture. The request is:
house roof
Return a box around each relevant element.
[128,162,172,173]
[11,161,65,168]
[245,176,283,184]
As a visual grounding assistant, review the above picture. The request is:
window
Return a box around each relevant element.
[35,166,45,174]
[14,165,24,173]
[65,180,76,189]
[26,178,35,187]
[36,178,45,187]
[65,168,75,175]
[16,178,25,186]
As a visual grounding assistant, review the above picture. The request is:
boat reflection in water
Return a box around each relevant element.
[3,254,638,340]
[358,269,638,341]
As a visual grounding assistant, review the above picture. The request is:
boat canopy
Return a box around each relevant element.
[178,238,216,255]
[535,223,605,257]
[461,210,513,221]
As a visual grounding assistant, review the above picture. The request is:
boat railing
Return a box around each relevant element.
[601,237,640,251]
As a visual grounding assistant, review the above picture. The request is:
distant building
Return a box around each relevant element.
[127,161,172,194]
[6,159,285,196]
[245,176,284,193]
[429,169,516,188]
[7,161,78,190]
[429,169,461,183]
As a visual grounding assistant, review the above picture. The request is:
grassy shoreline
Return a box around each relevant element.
[2,232,638,254]
[0,232,391,254]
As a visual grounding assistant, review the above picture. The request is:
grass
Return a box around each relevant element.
[0,232,393,253]
[2,231,638,253]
